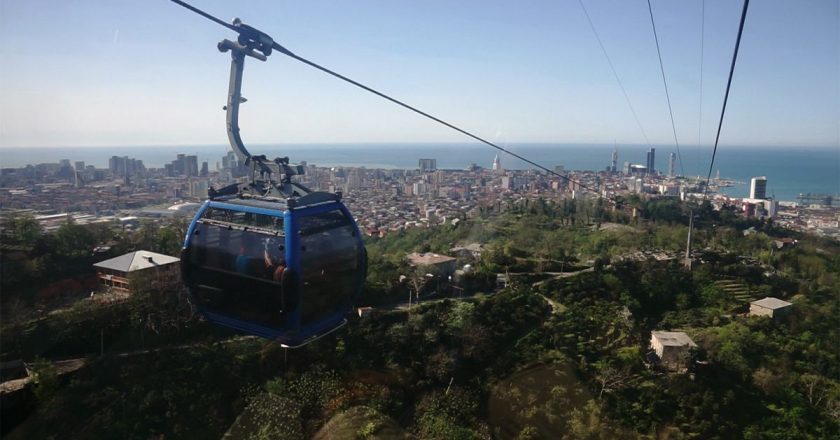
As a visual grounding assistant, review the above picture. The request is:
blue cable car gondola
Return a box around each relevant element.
[180,19,366,347]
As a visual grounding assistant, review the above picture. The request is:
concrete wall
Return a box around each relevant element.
[749,304,775,317]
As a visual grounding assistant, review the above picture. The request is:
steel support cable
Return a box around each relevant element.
[698,0,706,151]
[169,0,609,200]
[646,0,685,177]
[704,0,750,200]
[284,51,600,195]
[577,0,652,148]
[171,0,239,33]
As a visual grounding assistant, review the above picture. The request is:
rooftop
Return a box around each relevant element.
[94,250,180,273]
[651,331,697,348]
[407,252,456,266]
[751,297,793,310]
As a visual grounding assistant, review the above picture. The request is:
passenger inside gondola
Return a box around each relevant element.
[234,234,263,277]
[263,237,286,282]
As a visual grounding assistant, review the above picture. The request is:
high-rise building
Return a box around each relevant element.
[346,172,362,191]
[668,152,676,177]
[172,154,185,175]
[646,147,656,175]
[750,176,767,200]
[74,161,85,172]
[109,155,123,175]
[492,155,502,174]
[418,158,437,172]
[109,156,142,177]
[413,182,429,195]
[200,161,209,177]
[221,151,247,178]
[222,151,236,170]
[500,176,512,189]
[189,180,209,198]
[611,149,618,172]
[765,199,778,218]
[185,155,199,177]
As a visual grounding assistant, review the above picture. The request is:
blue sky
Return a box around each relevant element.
[0,0,837,148]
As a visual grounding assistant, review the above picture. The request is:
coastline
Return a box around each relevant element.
[1,143,837,202]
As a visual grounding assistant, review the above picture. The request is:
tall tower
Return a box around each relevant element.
[611,149,618,172]
[646,147,656,175]
[492,155,502,174]
[750,176,767,199]
[668,152,676,177]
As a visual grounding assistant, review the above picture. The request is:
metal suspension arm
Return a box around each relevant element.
[218,37,266,166]
[216,21,304,187]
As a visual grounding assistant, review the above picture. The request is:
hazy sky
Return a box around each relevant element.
[0,0,838,148]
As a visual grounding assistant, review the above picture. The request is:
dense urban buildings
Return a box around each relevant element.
[1,149,838,240]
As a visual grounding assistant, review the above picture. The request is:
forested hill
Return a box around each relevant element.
[2,199,838,439]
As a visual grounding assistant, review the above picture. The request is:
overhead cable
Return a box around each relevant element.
[704,0,751,199]
[577,0,652,148]
[170,0,610,200]
[646,0,685,177]
[698,0,706,150]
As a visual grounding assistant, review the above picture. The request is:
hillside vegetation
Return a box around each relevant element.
[2,198,838,439]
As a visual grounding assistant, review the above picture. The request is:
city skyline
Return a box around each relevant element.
[1,0,838,149]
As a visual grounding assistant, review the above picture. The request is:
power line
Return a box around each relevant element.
[577,0,652,148]
[169,0,611,200]
[646,0,685,177]
[704,0,751,199]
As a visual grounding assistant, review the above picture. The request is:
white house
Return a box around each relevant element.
[650,331,697,371]
[749,297,793,319]
[93,250,180,294]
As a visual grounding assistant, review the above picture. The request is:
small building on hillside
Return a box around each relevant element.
[357,307,374,318]
[93,250,180,294]
[406,252,457,277]
[449,243,484,260]
[650,331,697,371]
[749,297,793,319]
[772,238,797,249]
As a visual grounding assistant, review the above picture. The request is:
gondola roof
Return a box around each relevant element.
[209,191,342,212]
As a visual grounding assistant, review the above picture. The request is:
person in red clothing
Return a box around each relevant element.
[262,238,286,282]
[263,238,288,319]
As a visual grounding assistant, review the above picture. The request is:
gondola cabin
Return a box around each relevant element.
[171,11,368,347]
[181,191,366,347]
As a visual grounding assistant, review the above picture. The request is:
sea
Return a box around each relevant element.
[1,143,838,203]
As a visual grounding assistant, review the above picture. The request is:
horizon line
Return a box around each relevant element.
[1,142,837,150]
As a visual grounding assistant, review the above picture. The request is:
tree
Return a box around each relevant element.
[54,221,97,257]
[564,399,620,439]
[155,226,183,256]
[1,213,42,247]
[592,360,633,400]
[28,357,60,402]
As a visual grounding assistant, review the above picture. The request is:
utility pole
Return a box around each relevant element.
[684,209,693,271]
